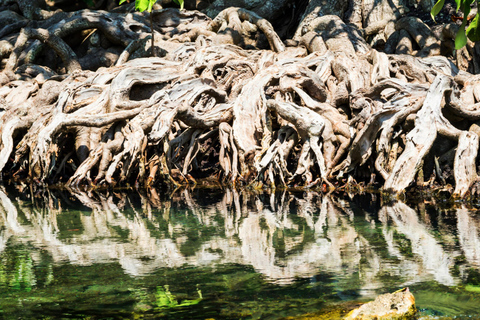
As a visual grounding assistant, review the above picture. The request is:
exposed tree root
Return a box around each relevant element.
[1,1,480,198]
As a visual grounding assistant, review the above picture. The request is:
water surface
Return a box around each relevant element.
[0,186,479,319]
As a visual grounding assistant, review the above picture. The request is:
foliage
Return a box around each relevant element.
[119,0,184,11]
[173,0,185,10]
[431,0,480,49]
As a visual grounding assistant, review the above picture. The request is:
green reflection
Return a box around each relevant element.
[0,245,36,292]
[155,285,202,309]
[0,188,477,319]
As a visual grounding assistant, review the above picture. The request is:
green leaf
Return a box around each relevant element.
[454,0,462,12]
[135,0,150,12]
[431,0,445,21]
[455,22,468,49]
[463,0,474,18]
[467,12,480,41]
[147,0,154,12]
[454,0,475,49]
[172,0,184,10]
[124,0,157,12]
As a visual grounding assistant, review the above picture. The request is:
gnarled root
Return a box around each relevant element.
[384,74,477,194]
[208,7,285,52]
[2,4,480,198]
[266,99,335,189]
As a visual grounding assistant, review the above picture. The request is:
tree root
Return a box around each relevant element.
[1,4,480,198]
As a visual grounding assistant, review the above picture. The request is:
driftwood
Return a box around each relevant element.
[0,0,480,198]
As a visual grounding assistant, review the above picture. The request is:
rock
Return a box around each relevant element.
[344,288,417,320]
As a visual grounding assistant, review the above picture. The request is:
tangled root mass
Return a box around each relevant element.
[1,0,480,197]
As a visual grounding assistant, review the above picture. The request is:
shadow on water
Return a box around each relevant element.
[0,185,479,319]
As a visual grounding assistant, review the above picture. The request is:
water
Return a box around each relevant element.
[0,186,479,319]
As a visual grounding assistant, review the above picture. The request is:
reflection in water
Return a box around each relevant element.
[0,186,479,318]
[379,202,455,286]
[456,206,480,267]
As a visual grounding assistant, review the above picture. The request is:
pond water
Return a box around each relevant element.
[0,186,479,319]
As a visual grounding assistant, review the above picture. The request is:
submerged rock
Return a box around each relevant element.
[344,288,417,320]
[280,289,416,320]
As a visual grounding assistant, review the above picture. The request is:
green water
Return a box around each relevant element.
[0,187,479,319]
